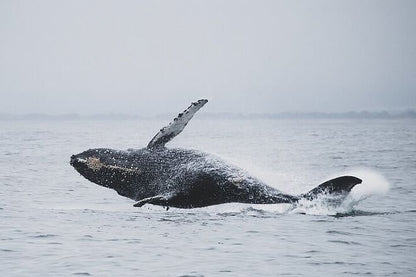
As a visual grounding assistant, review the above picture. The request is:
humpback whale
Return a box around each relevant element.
[70,99,362,209]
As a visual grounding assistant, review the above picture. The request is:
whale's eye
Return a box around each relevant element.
[86,157,103,171]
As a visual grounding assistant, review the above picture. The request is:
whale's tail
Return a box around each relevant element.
[300,176,362,201]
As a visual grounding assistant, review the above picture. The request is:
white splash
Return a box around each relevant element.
[347,168,390,200]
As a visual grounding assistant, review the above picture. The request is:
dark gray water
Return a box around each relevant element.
[1,119,415,276]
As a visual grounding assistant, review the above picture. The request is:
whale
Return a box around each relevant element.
[70,99,362,209]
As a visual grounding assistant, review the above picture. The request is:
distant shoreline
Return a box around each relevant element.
[1,111,416,120]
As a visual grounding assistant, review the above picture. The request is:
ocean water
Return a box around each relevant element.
[1,118,415,276]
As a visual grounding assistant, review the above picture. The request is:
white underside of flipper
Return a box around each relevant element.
[147,99,208,149]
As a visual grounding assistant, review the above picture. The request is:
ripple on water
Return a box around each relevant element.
[328,240,362,246]
[333,210,391,218]
[29,234,57,239]
[304,250,320,254]
[326,230,352,235]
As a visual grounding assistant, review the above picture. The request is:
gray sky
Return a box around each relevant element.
[1,0,415,115]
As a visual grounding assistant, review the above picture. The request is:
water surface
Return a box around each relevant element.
[1,119,415,276]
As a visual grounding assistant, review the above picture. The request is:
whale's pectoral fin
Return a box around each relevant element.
[147,99,208,149]
[301,176,362,200]
[133,194,171,208]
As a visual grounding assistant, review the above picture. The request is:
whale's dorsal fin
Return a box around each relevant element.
[147,99,208,149]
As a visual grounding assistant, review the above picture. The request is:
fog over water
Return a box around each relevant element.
[1,0,415,115]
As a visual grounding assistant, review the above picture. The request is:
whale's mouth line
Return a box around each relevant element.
[70,155,141,174]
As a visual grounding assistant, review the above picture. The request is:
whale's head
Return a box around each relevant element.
[70,148,143,198]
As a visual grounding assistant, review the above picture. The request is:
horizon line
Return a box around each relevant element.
[1,110,416,120]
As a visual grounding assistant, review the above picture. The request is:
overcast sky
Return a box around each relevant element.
[0,0,415,115]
